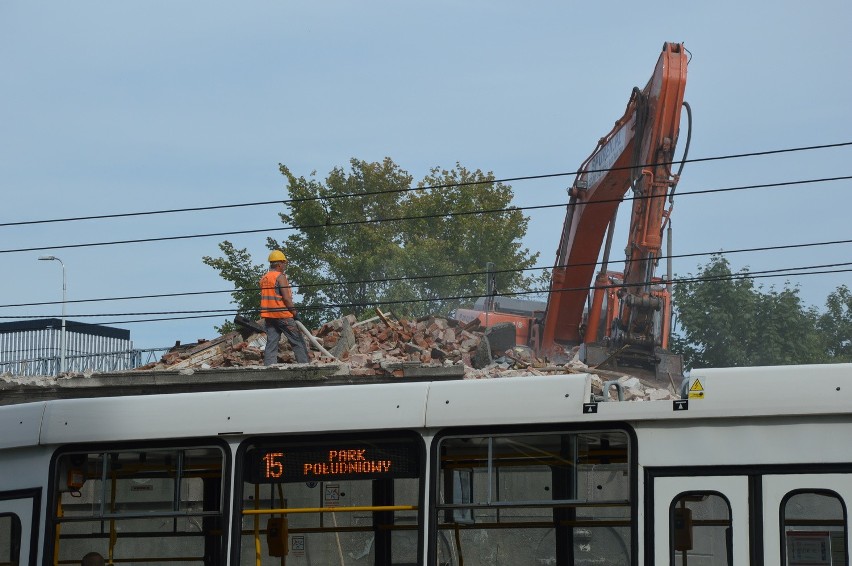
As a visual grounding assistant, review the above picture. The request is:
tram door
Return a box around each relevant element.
[0,490,39,566]
[651,475,749,565]
[762,474,852,565]
[653,472,852,565]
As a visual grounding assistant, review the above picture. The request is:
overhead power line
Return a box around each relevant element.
[81,265,852,325]
[8,263,851,323]
[1,174,850,255]
[2,141,850,229]
[1,237,850,310]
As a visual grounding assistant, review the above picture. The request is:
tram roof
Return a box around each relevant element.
[0,363,850,450]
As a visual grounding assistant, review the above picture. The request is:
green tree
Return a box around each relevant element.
[202,242,267,333]
[386,164,539,318]
[752,287,825,366]
[672,254,827,369]
[204,158,540,329]
[272,157,412,326]
[819,285,852,362]
[671,255,756,368]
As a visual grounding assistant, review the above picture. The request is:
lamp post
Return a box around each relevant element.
[38,255,66,374]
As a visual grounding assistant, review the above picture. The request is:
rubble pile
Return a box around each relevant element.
[137,314,493,373]
[314,314,490,375]
[133,312,677,401]
[136,332,260,371]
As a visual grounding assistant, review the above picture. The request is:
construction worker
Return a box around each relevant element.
[260,250,309,365]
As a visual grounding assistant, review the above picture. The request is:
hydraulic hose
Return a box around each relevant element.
[669,100,692,203]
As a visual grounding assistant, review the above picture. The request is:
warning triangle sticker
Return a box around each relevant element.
[689,379,704,392]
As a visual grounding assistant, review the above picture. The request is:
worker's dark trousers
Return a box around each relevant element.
[263,318,310,365]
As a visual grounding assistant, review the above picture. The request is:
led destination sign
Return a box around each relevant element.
[247,442,420,483]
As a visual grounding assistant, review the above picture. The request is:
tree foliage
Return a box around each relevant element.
[202,242,267,333]
[204,158,540,330]
[381,163,539,318]
[672,254,843,369]
[818,285,852,362]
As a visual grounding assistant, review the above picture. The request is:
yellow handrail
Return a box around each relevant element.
[109,474,117,566]
[276,485,285,566]
[58,559,203,564]
[53,498,63,566]
[253,484,261,566]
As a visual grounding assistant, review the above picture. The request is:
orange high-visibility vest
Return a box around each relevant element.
[260,271,294,319]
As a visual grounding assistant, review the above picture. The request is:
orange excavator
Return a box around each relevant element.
[460,42,689,380]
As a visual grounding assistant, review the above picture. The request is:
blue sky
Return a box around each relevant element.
[1,1,850,349]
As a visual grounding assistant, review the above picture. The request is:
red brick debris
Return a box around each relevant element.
[138,314,498,374]
[134,313,677,400]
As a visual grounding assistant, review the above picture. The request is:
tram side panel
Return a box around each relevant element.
[0,445,51,566]
[638,415,852,565]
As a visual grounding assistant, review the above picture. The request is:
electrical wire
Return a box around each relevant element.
[2,174,851,255]
[99,265,852,325]
[1,237,850,310]
[8,262,851,323]
[2,141,850,229]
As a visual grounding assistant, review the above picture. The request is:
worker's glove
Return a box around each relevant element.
[292,312,300,321]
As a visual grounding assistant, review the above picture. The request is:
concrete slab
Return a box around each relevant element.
[0,362,470,405]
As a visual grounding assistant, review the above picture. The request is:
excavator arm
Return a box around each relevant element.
[541,42,688,370]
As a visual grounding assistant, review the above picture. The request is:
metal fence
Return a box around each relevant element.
[0,318,173,376]
[0,347,172,377]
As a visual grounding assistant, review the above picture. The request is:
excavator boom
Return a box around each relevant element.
[541,42,688,369]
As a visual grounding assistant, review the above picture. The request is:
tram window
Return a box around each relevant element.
[436,430,631,566]
[51,445,226,566]
[782,490,848,566]
[0,513,22,566]
[240,432,423,566]
[669,492,732,566]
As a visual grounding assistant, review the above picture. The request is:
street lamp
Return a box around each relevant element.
[38,255,66,374]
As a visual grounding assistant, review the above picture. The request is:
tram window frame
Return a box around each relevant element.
[234,430,426,566]
[431,425,635,566]
[668,491,732,566]
[780,489,849,566]
[46,439,230,566]
[0,512,22,566]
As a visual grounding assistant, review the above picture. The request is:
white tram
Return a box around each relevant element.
[1,363,851,565]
